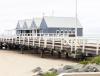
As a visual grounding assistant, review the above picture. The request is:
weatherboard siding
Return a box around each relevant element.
[16,16,83,37]
[77,28,83,36]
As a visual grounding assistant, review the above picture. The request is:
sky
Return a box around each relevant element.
[0,0,100,37]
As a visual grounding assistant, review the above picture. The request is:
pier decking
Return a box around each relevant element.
[0,33,100,59]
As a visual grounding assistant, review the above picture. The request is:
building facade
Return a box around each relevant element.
[16,16,83,37]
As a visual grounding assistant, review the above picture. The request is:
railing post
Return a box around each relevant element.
[96,40,99,55]
[71,39,73,52]
[28,36,29,46]
[61,38,63,50]
[52,34,54,49]
[39,34,41,47]
[47,33,49,37]
[33,36,34,46]
[23,37,25,45]
[74,37,77,57]
[75,38,77,51]
[19,36,20,44]
[67,33,68,37]
[63,33,64,38]
[82,39,85,53]
[44,38,47,48]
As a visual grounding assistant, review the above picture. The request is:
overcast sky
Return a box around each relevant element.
[0,0,100,36]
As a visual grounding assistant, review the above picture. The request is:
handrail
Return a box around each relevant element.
[16,33,76,37]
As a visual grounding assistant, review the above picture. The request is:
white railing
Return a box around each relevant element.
[1,33,100,55]
[16,33,76,37]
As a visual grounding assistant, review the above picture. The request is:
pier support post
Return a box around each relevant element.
[51,49,54,56]
[40,49,44,58]
[0,42,3,49]
[20,45,24,54]
[65,52,69,58]
[6,43,9,50]
[33,46,39,54]
[58,51,61,58]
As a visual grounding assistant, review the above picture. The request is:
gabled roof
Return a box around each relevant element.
[16,18,42,30]
[25,19,32,28]
[16,21,20,29]
[33,17,42,28]
[16,16,82,30]
[30,19,36,29]
[43,16,82,28]
[16,20,24,29]
[16,19,33,30]
[23,21,28,29]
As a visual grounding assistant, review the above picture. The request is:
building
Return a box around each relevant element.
[16,16,83,37]
[16,18,42,36]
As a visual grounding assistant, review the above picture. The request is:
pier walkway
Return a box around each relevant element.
[0,33,100,59]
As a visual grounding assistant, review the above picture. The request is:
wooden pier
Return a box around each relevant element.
[0,33,100,59]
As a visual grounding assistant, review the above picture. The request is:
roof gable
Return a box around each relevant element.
[17,20,24,29]
[25,19,33,29]
[16,16,83,30]
[16,21,20,29]
[30,20,36,29]
[40,18,48,29]
[23,21,28,29]
[33,17,42,28]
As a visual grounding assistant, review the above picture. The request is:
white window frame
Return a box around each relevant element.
[56,30,59,34]
[65,30,67,33]
[60,30,63,34]
[72,30,75,34]
[69,30,72,34]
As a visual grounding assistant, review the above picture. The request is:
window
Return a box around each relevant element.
[56,30,59,34]
[26,30,30,33]
[30,30,32,33]
[21,30,22,33]
[72,30,75,33]
[69,30,71,34]
[65,30,67,33]
[61,30,63,33]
